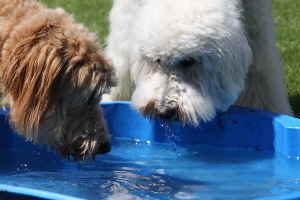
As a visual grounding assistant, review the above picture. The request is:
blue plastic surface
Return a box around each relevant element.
[0,184,84,200]
[102,102,300,157]
[0,101,300,200]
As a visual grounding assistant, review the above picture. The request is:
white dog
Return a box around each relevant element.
[104,0,292,125]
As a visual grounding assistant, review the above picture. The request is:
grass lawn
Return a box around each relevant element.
[40,0,112,44]
[41,0,299,116]
[273,0,300,116]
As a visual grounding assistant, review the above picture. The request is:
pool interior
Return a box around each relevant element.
[1,137,300,200]
[1,102,300,200]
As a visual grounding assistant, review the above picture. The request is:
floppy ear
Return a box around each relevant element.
[96,59,117,99]
[0,34,64,141]
[71,51,116,104]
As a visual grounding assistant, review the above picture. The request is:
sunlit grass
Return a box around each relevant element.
[40,0,112,45]
[273,0,300,116]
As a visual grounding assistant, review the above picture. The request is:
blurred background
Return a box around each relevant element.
[38,0,300,117]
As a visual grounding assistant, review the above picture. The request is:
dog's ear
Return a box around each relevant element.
[64,49,116,104]
[0,30,65,141]
[96,59,117,99]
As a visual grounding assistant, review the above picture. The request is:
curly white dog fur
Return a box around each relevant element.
[105,0,292,125]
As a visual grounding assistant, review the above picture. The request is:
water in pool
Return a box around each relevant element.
[1,137,300,200]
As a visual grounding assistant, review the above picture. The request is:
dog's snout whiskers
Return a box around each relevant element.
[140,100,181,121]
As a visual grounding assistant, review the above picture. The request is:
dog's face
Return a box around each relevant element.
[34,62,113,160]
[40,69,113,160]
[36,54,114,160]
[127,0,252,125]
[0,9,115,160]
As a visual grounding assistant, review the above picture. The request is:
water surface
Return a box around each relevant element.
[1,138,300,200]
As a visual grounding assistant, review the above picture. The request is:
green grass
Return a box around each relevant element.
[40,0,112,45]
[38,0,300,116]
[273,0,300,116]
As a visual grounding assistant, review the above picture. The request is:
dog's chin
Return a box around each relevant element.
[72,132,111,161]
[58,139,111,161]
[142,112,205,126]
[138,103,215,126]
[35,124,111,161]
[144,112,181,124]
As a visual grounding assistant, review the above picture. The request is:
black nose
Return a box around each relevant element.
[97,141,111,154]
[156,106,177,120]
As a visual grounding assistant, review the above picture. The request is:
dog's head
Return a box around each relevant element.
[125,0,252,125]
[0,7,115,160]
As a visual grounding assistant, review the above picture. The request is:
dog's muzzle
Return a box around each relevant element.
[140,100,179,121]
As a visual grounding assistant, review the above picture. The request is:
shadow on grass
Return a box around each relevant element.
[289,95,300,118]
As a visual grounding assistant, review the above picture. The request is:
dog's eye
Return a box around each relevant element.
[178,56,196,68]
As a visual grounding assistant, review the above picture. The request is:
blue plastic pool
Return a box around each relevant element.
[1,102,300,200]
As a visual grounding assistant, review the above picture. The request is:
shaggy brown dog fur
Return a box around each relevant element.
[0,0,115,160]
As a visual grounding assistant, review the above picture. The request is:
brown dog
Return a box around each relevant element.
[0,0,115,160]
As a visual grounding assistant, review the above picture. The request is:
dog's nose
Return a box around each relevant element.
[155,106,177,120]
[97,141,111,154]
[141,100,178,120]
[155,100,178,120]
